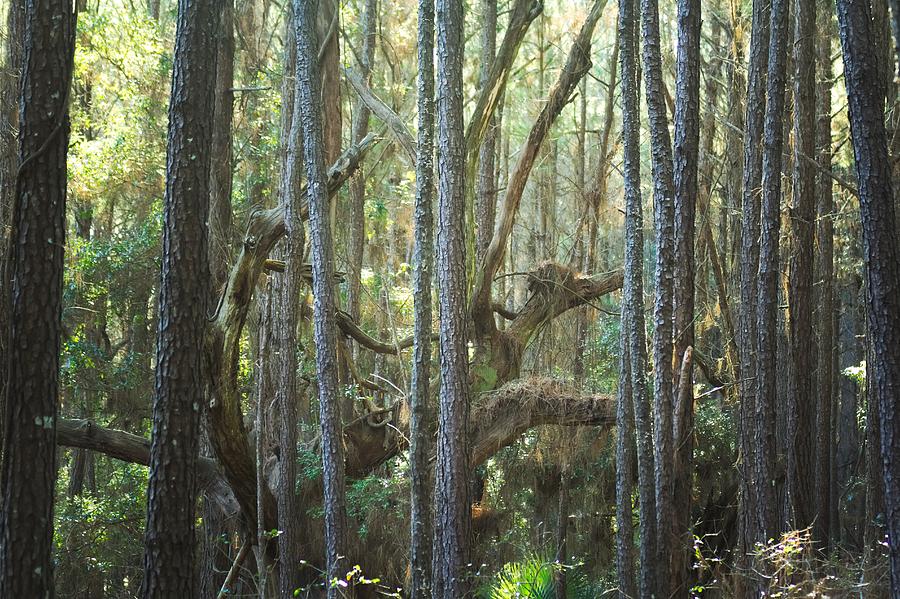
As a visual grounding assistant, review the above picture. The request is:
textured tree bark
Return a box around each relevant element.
[725,1,746,283]
[255,284,274,597]
[671,0,701,592]
[572,76,589,388]
[836,0,900,592]
[620,0,657,591]
[737,0,769,573]
[0,0,23,460]
[864,327,887,574]
[814,0,835,551]
[274,3,307,593]
[755,0,789,545]
[346,0,378,324]
[638,0,676,581]
[0,9,73,593]
[140,0,218,595]
[614,329,637,598]
[409,0,435,594]
[293,0,351,595]
[786,0,816,532]
[431,0,470,595]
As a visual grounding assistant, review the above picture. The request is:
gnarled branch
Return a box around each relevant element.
[206,134,377,527]
[57,418,239,516]
[507,262,624,345]
[56,380,614,516]
[469,378,614,466]
[343,378,615,477]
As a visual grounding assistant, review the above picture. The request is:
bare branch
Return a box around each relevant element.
[471,0,607,336]
[57,418,239,516]
[345,69,417,165]
[464,0,543,154]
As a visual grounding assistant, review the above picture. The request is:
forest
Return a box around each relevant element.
[0,0,899,597]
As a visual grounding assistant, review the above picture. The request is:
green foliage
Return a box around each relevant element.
[477,555,595,599]
[472,363,499,393]
[55,457,148,597]
[842,360,866,385]
[586,318,621,392]
[297,448,324,481]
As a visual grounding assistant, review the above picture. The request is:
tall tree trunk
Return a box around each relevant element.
[614,330,637,598]
[864,314,887,574]
[409,0,435,594]
[623,0,657,590]
[275,3,308,594]
[755,0,789,545]
[140,0,218,594]
[725,0,746,284]
[738,0,769,567]
[431,0,470,596]
[836,0,900,593]
[671,0,701,592]
[347,0,378,323]
[199,9,235,592]
[572,75,589,388]
[256,283,275,597]
[0,0,24,458]
[814,0,835,551]
[638,0,675,583]
[612,17,640,576]
[785,0,816,531]
[294,0,351,595]
[0,9,73,593]
[837,279,863,548]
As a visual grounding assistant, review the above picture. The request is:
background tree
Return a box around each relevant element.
[274,1,305,593]
[787,0,816,531]
[0,0,23,454]
[738,0,769,563]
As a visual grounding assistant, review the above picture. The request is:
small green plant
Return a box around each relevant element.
[478,554,594,599]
